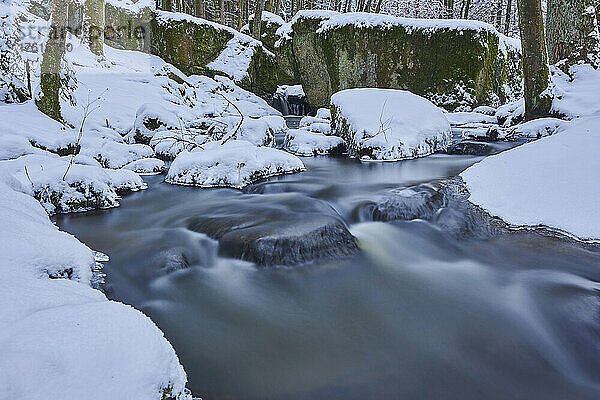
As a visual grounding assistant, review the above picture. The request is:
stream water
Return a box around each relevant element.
[56,141,600,399]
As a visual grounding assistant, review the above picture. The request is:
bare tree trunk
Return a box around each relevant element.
[546,0,600,66]
[496,0,503,30]
[84,0,104,56]
[517,0,552,119]
[504,0,512,35]
[443,0,454,18]
[463,0,471,18]
[253,0,266,40]
[219,0,225,24]
[375,0,383,13]
[37,0,68,121]
[363,0,373,12]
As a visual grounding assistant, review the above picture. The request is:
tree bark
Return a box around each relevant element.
[517,0,552,119]
[463,0,471,18]
[504,0,512,35]
[443,0,454,18]
[37,0,69,121]
[253,0,266,40]
[496,0,503,30]
[546,0,600,66]
[84,0,104,56]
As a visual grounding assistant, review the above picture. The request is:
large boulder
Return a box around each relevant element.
[331,88,451,160]
[151,11,277,96]
[275,11,522,110]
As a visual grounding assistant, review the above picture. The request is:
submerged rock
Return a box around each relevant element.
[447,141,495,156]
[186,193,359,266]
[372,178,508,240]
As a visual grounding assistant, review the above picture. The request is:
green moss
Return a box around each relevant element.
[36,73,63,122]
[285,19,521,110]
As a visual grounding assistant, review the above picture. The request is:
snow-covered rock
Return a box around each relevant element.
[315,107,331,120]
[446,112,498,126]
[284,129,346,156]
[80,137,155,169]
[0,134,43,160]
[150,129,208,161]
[122,158,166,175]
[461,117,600,241]
[331,88,451,161]
[299,115,331,134]
[512,118,569,138]
[472,105,497,116]
[127,103,181,144]
[166,140,305,189]
[0,154,146,214]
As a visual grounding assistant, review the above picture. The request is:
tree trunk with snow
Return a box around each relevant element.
[253,0,266,40]
[546,0,600,66]
[84,0,104,56]
[518,0,552,120]
[37,0,68,121]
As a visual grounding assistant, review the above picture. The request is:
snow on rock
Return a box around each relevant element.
[0,175,190,400]
[284,129,346,156]
[316,108,331,120]
[512,118,570,138]
[472,105,497,116]
[496,99,525,126]
[0,102,77,153]
[551,63,600,119]
[150,129,208,161]
[127,103,181,144]
[166,140,305,189]
[123,158,166,175]
[261,115,288,135]
[461,117,600,241]
[446,112,498,126]
[299,116,331,134]
[80,137,155,168]
[0,134,44,160]
[276,84,305,98]
[331,88,451,161]
[0,154,146,214]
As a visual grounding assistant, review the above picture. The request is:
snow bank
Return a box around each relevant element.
[166,140,305,189]
[315,108,331,120]
[461,117,600,241]
[512,118,569,138]
[331,88,451,161]
[284,129,346,156]
[0,175,189,399]
[0,154,146,214]
[123,157,165,174]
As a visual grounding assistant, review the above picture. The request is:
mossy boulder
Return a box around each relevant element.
[150,11,277,95]
[276,12,522,110]
[104,3,153,52]
[243,11,285,51]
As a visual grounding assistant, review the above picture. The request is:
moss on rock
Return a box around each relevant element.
[277,13,522,110]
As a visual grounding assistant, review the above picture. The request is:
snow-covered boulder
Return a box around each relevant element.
[151,11,277,95]
[284,129,345,156]
[472,105,497,116]
[316,107,331,120]
[512,118,569,138]
[446,112,498,126]
[80,137,155,169]
[331,88,452,161]
[0,154,146,214]
[166,140,305,189]
[461,117,600,241]
[150,129,208,161]
[127,103,180,145]
[122,158,166,175]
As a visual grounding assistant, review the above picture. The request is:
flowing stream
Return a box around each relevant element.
[56,139,600,400]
